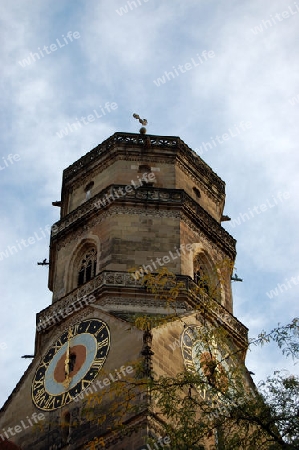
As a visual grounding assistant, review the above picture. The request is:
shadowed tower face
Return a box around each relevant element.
[0,132,248,450]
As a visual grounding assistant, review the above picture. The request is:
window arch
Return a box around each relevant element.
[77,247,97,286]
[193,252,221,302]
[65,239,100,293]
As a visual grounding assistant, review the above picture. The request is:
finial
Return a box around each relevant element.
[133,113,148,134]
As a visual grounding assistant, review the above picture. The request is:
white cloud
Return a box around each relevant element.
[0,0,298,409]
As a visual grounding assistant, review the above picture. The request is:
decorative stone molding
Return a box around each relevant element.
[95,296,188,314]
[63,133,174,180]
[44,307,93,341]
[37,271,247,344]
[51,186,236,257]
[63,132,225,196]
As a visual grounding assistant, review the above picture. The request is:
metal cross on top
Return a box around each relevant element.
[133,113,148,134]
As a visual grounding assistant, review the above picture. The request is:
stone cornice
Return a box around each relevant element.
[62,132,225,196]
[182,191,236,257]
[51,186,236,258]
[37,271,248,345]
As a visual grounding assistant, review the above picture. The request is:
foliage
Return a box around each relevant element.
[252,318,299,360]
[83,267,299,449]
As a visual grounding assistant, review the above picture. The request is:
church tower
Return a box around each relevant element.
[0,130,249,449]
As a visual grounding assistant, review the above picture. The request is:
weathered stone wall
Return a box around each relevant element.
[51,210,182,298]
[67,158,173,214]
[174,163,224,221]
[0,311,144,450]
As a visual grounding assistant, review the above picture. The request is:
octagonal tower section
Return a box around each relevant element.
[46,132,236,324]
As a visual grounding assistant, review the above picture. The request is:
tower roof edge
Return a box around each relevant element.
[62,131,225,193]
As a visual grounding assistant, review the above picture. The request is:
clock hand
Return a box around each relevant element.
[63,328,73,389]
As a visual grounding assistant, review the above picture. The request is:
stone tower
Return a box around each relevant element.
[0,131,248,449]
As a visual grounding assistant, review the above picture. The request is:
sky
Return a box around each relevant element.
[0,0,298,407]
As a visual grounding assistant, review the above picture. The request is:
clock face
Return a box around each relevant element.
[181,325,230,398]
[32,318,110,411]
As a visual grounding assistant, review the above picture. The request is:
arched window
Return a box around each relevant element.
[77,247,97,286]
[194,261,210,295]
[193,253,221,301]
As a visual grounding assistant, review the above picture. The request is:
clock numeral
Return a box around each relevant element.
[97,337,109,350]
[34,368,47,381]
[83,321,92,333]
[52,339,63,353]
[82,379,91,390]
[185,327,198,342]
[43,395,56,410]
[33,379,44,391]
[39,359,50,371]
[72,323,80,336]
[182,343,192,359]
[91,358,106,370]
[60,391,73,406]
[34,387,47,403]
[93,324,104,337]
[184,358,194,371]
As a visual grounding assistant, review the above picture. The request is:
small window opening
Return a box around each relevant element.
[138,164,151,173]
[138,165,155,186]
[77,248,97,286]
[193,254,221,302]
[193,187,201,198]
[85,181,94,200]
